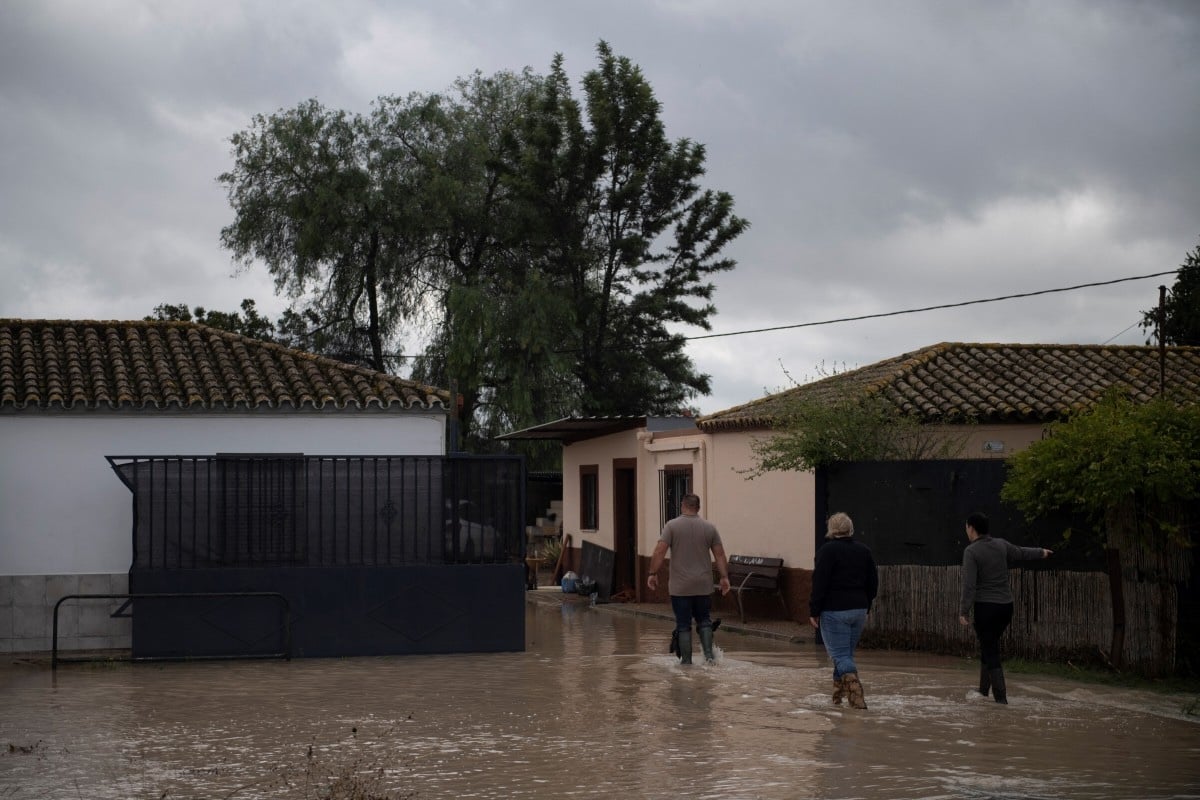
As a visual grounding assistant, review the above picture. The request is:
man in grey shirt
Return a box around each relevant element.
[958,511,1052,703]
[648,494,730,664]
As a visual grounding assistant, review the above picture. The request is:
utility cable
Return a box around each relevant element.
[369,268,1179,359]
[682,269,1180,342]
[1102,319,1145,346]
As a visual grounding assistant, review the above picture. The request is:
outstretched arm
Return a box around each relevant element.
[1007,540,1054,563]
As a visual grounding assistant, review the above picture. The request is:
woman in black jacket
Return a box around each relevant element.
[809,512,879,709]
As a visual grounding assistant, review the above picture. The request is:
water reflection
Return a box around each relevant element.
[1,597,1197,799]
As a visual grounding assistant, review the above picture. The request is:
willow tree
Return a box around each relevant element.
[401,69,578,451]
[219,43,748,450]
[218,99,434,372]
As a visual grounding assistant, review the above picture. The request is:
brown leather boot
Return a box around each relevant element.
[832,677,845,705]
[843,672,867,709]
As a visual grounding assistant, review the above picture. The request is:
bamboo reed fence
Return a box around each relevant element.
[864,566,1179,676]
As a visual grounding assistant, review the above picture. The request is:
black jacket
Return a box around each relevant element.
[809,536,879,616]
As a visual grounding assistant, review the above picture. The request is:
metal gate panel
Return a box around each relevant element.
[130,564,525,658]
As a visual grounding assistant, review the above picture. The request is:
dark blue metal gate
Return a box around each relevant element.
[110,454,526,658]
[815,459,1100,568]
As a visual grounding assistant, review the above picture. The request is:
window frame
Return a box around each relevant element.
[658,464,693,529]
[579,464,599,530]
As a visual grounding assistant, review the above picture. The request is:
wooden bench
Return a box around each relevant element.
[717,555,788,623]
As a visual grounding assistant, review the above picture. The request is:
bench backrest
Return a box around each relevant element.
[726,555,784,589]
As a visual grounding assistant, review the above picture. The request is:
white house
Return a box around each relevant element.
[0,319,449,654]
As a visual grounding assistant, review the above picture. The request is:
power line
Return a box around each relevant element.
[683,269,1180,342]
[368,268,1179,360]
[1102,319,1144,346]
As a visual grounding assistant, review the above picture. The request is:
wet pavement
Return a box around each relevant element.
[1,588,1198,799]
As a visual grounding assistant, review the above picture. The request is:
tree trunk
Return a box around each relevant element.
[1105,546,1126,669]
[365,231,384,372]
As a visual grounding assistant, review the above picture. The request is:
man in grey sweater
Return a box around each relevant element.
[958,512,1052,703]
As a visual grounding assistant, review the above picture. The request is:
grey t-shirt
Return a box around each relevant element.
[660,513,722,596]
[960,535,1044,615]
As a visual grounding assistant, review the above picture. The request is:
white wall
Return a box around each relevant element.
[561,432,637,551]
[635,430,708,555]
[0,411,445,575]
[560,427,812,567]
[705,430,816,568]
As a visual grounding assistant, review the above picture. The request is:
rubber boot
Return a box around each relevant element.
[978,665,991,697]
[832,676,845,706]
[843,672,867,709]
[698,624,716,665]
[677,629,693,665]
[988,667,1007,704]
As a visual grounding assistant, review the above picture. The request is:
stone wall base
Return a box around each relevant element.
[0,573,131,654]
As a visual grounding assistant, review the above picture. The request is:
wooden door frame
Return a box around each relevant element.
[611,458,637,596]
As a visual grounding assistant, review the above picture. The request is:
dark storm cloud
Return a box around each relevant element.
[1,0,1196,413]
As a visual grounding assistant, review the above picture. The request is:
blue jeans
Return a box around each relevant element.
[671,595,714,632]
[819,608,867,679]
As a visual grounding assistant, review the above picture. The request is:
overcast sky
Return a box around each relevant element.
[3,1,1198,415]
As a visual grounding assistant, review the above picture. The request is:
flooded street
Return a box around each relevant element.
[2,594,1198,800]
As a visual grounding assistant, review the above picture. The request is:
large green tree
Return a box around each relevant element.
[400,69,578,451]
[506,42,749,415]
[218,98,432,373]
[219,43,747,450]
[1001,390,1200,669]
[1142,240,1200,346]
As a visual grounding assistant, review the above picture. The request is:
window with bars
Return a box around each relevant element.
[658,465,693,529]
[580,465,599,530]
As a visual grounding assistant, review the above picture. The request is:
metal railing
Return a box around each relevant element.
[107,454,526,569]
[51,592,292,669]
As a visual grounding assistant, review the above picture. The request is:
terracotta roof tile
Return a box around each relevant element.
[0,319,450,412]
[697,342,1200,432]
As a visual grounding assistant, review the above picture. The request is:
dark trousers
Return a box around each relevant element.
[972,601,1014,669]
[671,594,713,632]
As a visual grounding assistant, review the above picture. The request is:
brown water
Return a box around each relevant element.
[2,597,1198,799]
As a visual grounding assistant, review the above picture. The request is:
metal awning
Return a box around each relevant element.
[496,416,648,443]
[496,415,697,444]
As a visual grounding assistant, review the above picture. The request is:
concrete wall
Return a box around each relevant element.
[704,429,816,568]
[0,409,445,653]
[949,422,1047,459]
[0,572,130,654]
[634,428,709,556]
[561,431,636,552]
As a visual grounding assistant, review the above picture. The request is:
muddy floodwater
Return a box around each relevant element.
[2,594,1199,800]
